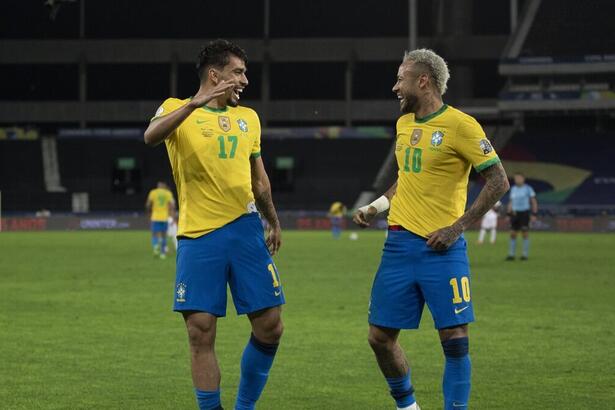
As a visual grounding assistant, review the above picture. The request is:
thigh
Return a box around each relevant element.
[228,214,285,315]
[369,232,424,330]
[418,237,474,330]
[174,231,230,316]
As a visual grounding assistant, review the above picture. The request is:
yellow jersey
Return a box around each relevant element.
[147,188,174,222]
[388,104,500,237]
[329,201,345,217]
[151,98,261,238]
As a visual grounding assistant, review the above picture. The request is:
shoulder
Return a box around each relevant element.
[153,98,188,119]
[447,106,481,130]
[235,105,260,120]
[396,113,414,129]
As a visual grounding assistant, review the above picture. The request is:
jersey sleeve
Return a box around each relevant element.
[454,116,501,172]
[150,98,184,122]
[250,111,262,158]
[528,186,536,197]
[146,190,154,203]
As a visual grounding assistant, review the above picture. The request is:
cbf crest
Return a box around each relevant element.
[431,130,444,146]
[218,116,231,132]
[237,119,248,132]
[176,282,187,303]
[410,129,422,146]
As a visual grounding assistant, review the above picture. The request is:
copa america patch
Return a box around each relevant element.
[479,139,493,155]
[155,106,164,117]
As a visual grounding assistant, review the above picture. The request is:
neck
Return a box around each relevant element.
[415,94,443,119]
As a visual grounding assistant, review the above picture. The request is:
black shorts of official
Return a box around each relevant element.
[510,211,530,231]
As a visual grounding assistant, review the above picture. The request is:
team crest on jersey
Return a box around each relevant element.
[218,116,231,132]
[479,139,493,155]
[431,130,444,146]
[176,282,187,303]
[410,129,422,146]
[237,119,248,132]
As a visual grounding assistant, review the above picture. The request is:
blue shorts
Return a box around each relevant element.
[369,229,474,330]
[173,213,285,316]
[151,221,168,233]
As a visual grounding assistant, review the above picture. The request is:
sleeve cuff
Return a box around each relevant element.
[250,152,261,158]
[474,156,501,172]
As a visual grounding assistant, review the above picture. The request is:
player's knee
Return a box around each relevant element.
[367,328,394,352]
[254,316,284,344]
[185,320,215,350]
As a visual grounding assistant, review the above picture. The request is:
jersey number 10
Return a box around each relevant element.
[403,147,422,173]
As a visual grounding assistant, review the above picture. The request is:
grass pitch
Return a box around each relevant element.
[0,230,613,409]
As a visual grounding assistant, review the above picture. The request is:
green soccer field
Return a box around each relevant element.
[1,230,613,409]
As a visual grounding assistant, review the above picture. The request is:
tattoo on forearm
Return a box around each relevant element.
[254,188,280,227]
[457,163,509,230]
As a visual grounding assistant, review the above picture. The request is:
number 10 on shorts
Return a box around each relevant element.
[450,276,470,304]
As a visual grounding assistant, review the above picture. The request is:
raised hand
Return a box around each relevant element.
[189,80,235,108]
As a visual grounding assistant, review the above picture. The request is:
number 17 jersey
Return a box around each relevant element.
[151,98,261,238]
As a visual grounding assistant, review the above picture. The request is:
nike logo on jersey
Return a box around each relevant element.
[196,119,207,124]
[274,290,281,296]
[454,306,469,314]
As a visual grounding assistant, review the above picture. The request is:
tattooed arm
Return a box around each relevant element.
[250,155,282,255]
[426,162,510,250]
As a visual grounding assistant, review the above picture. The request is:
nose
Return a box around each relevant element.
[241,73,248,87]
[392,83,399,93]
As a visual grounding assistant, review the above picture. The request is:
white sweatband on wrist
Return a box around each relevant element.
[358,195,390,215]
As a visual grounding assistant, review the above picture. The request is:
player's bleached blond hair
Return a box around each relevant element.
[403,49,450,96]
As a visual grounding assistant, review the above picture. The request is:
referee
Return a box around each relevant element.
[506,173,538,260]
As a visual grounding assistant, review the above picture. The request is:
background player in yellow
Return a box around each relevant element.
[145,181,175,259]
[328,201,346,238]
[353,49,509,410]
[144,40,284,410]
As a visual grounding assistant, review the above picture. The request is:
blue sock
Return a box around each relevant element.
[508,238,517,256]
[442,337,471,410]
[522,238,530,257]
[195,388,222,410]
[385,371,416,408]
[161,236,167,254]
[151,236,158,249]
[235,334,279,410]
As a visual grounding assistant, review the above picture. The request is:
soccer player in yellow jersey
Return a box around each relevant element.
[144,40,283,410]
[145,181,175,259]
[328,201,346,238]
[353,49,509,410]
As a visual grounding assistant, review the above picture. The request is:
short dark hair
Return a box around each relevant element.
[196,39,248,80]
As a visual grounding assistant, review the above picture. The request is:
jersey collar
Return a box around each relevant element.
[414,104,448,124]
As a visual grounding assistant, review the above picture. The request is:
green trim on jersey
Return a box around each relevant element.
[202,105,229,113]
[415,104,449,124]
[251,152,261,158]
[474,156,501,172]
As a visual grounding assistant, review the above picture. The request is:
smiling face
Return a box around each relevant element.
[213,55,248,107]
[392,61,428,114]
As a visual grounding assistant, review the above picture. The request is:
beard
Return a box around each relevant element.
[400,93,419,114]
[227,96,239,107]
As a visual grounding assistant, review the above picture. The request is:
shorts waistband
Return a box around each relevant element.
[388,225,407,232]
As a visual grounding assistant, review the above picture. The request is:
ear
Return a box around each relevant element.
[418,73,429,90]
[208,68,219,85]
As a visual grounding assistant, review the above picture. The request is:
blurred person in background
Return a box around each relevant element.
[328,201,347,238]
[145,181,175,259]
[506,173,538,260]
[477,201,501,245]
